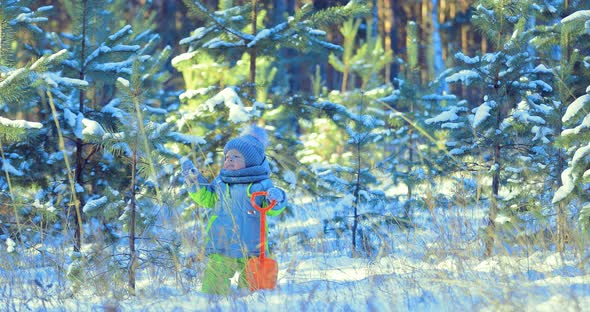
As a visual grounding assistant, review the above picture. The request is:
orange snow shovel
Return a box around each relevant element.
[246,191,278,291]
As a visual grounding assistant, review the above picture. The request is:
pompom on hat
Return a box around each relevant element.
[223,125,269,168]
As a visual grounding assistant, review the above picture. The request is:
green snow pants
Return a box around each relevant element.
[201,253,249,295]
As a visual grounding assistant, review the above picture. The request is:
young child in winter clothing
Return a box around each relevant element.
[181,127,287,295]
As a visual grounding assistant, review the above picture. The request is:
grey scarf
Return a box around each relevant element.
[219,158,271,184]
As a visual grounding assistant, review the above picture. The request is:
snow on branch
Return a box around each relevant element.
[247,22,289,48]
[30,49,68,70]
[472,100,496,128]
[561,114,590,136]
[102,99,125,119]
[1,159,23,177]
[85,44,140,66]
[42,73,89,88]
[0,116,42,129]
[202,88,251,123]
[446,69,479,85]
[552,168,575,203]
[168,132,207,145]
[108,25,132,42]
[203,38,245,49]
[425,106,461,125]
[179,26,216,45]
[561,10,590,24]
[83,196,108,214]
[0,68,27,88]
[562,94,590,123]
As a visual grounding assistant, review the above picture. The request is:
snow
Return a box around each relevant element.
[0,116,43,129]
[532,125,552,143]
[472,101,494,128]
[13,12,48,24]
[82,118,106,137]
[4,199,588,311]
[425,107,460,124]
[445,69,479,85]
[204,38,245,49]
[179,87,215,101]
[561,114,590,136]
[552,167,574,203]
[30,49,67,70]
[117,77,130,88]
[454,52,479,64]
[202,88,252,123]
[5,238,16,253]
[0,68,27,88]
[168,132,207,145]
[533,64,553,74]
[562,94,590,123]
[44,73,89,88]
[64,108,76,128]
[180,26,216,45]
[247,28,274,48]
[561,10,590,24]
[108,25,132,42]
[571,142,590,168]
[494,214,511,224]
[171,51,198,67]
[1,159,23,176]
[513,101,545,125]
[283,171,297,188]
[83,196,108,214]
[91,61,130,74]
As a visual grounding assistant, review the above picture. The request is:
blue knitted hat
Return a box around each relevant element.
[223,126,268,168]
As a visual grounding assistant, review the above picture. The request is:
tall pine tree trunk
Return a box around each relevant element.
[556,0,571,252]
[73,0,90,253]
[249,0,257,87]
[555,101,567,252]
[382,0,393,83]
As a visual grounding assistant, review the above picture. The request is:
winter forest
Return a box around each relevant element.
[1,0,590,310]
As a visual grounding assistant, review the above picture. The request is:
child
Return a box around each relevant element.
[181,126,287,295]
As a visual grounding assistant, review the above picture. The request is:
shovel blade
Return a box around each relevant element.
[246,257,278,291]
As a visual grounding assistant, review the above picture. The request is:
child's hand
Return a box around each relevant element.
[180,157,199,185]
[266,188,285,203]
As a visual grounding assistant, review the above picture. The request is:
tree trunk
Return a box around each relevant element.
[352,134,361,257]
[72,0,90,253]
[556,0,571,252]
[405,126,413,219]
[129,149,138,295]
[382,0,393,83]
[485,143,501,257]
[249,0,257,87]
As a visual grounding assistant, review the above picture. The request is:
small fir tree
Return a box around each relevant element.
[429,0,555,257]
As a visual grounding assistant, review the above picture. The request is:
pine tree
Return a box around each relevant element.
[308,94,398,257]
[429,0,555,257]
[48,0,176,252]
[550,9,590,238]
[378,20,448,221]
[0,2,85,245]
[105,54,173,294]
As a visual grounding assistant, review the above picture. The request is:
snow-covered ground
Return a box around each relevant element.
[2,195,589,311]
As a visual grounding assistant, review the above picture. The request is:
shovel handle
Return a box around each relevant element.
[250,191,277,260]
[250,191,277,213]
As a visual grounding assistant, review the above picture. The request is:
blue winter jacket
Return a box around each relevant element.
[189,176,286,258]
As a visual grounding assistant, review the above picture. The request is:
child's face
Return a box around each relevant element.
[223,149,246,170]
